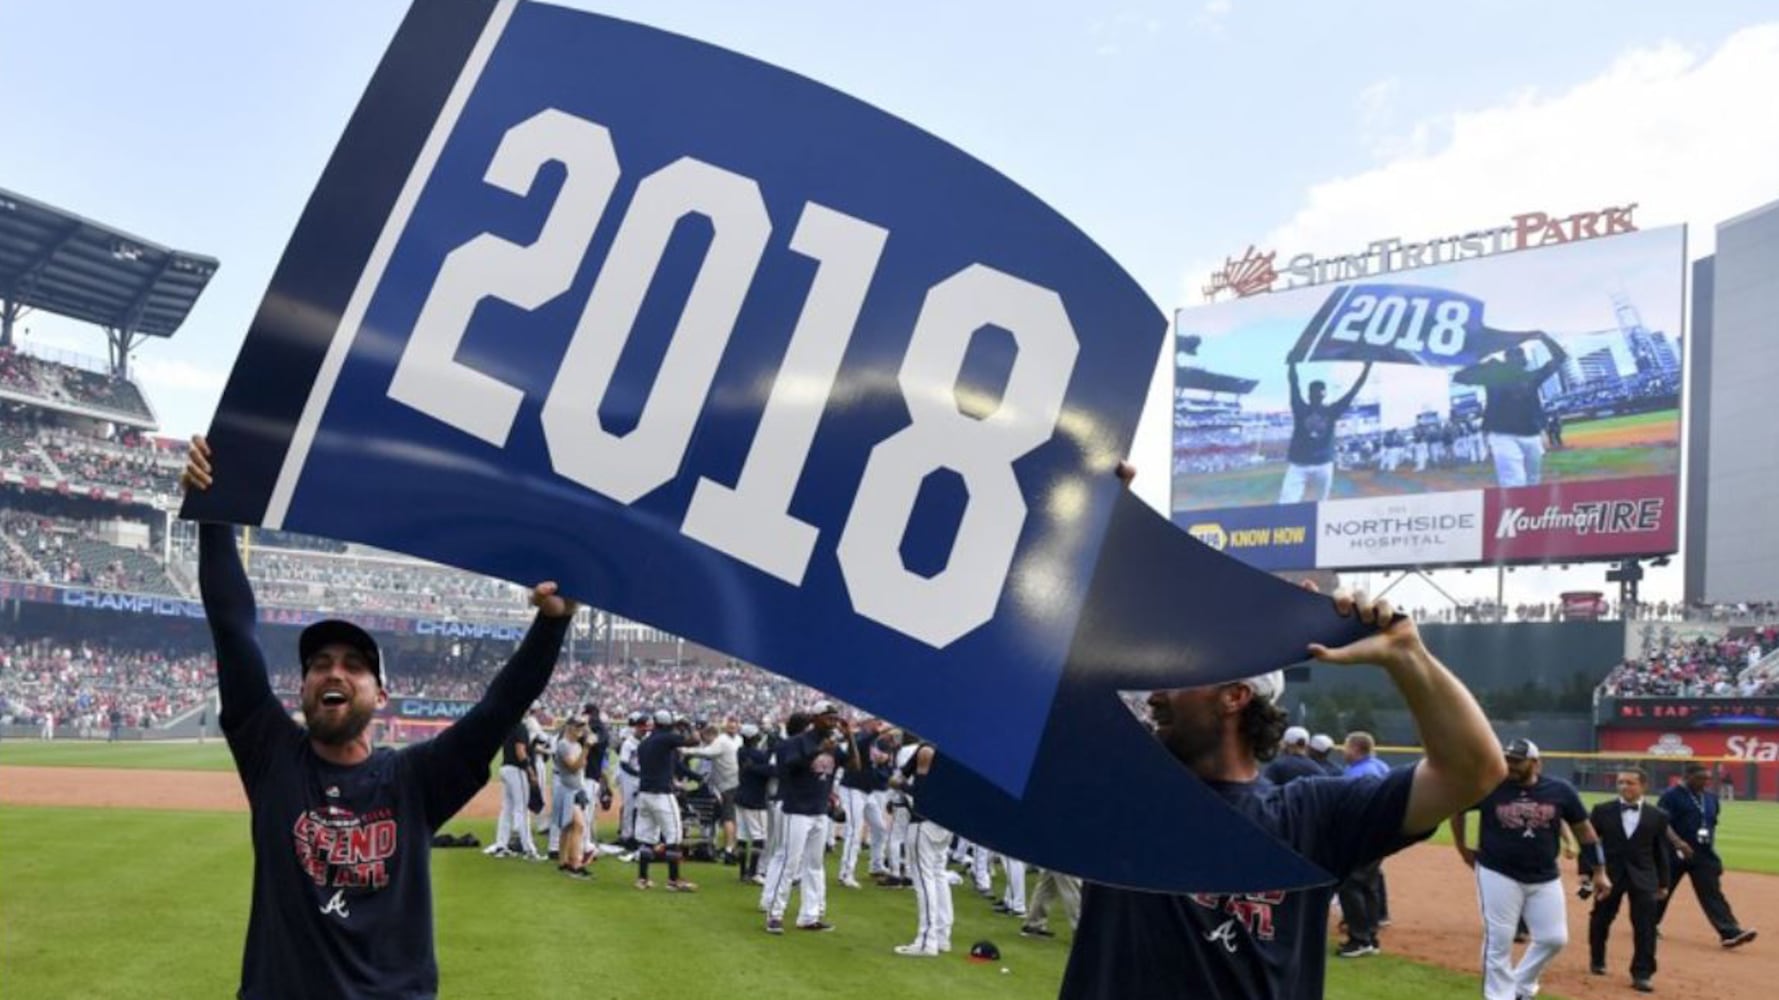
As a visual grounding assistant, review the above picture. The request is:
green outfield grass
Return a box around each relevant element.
[1433,793,1779,875]
[0,803,1551,999]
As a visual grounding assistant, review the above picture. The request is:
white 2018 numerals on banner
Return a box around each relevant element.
[386,109,1081,648]
[1328,292,1471,356]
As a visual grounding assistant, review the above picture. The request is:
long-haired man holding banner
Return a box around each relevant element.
[1060,463,1504,1000]
[181,436,577,1000]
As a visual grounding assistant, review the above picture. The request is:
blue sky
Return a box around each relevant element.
[6,0,1777,606]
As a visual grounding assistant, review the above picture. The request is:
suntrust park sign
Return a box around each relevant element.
[1203,202,1640,300]
[1317,492,1483,569]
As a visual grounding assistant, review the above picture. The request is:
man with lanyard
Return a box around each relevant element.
[1656,762,1757,949]
[1057,462,1503,1000]
[1336,731,1392,957]
[1450,738,1602,1000]
[180,435,576,999]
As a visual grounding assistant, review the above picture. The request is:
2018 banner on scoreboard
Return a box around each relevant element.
[180,0,1380,892]
[1174,224,1686,572]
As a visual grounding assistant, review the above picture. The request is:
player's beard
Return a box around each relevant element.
[303,689,376,746]
[1152,694,1222,769]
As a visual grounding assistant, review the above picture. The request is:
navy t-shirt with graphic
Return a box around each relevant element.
[201,524,567,1000]
[1060,766,1429,1000]
[637,729,693,794]
[1472,776,1587,884]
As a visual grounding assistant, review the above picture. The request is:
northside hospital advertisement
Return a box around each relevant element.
[1172,225,1685,572]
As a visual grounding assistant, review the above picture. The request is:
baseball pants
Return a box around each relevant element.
[617,775,640,843]
[971,841,993,893]
[1278,461,1334,503]
[907,819,955,953]
[886,804,910,878]
[763,811,828,926]
[840,787,889,881]
[496,764,537,856]
[1657,853,1743,939]
[1026,869,1082,931]
[1489,433,1545,488]
[635,792,682,846]
[1476,865,1568,1000]
[1000,855,1028,914]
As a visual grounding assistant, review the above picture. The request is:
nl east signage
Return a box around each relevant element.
[1204,202,1641,301]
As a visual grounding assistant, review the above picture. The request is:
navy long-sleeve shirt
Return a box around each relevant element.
[201,524,568,1000]
[637,729,694,794]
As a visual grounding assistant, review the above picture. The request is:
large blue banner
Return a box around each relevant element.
[184,0,1376,891]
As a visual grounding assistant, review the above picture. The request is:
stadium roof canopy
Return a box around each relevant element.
[0,186,218,376]
[1178,367,1259,395]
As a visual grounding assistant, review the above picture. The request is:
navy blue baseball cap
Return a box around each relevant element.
[299,620,384,689]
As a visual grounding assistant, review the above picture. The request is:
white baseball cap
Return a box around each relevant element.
[652,709,673,726]
[1282,726,1310,746]
[1240,670,1286,705]
[1309,734,1335,753]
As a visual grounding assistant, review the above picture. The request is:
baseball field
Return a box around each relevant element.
[3,740,1773,999]
[1172,409,1681,510]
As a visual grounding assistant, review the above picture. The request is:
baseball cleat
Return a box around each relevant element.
[1723,929,1757,948]
[893,944,938,957]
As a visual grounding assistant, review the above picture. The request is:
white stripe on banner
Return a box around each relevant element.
[264,0,519,528]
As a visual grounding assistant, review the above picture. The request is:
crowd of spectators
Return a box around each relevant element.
[0,346,154,421]
[1598,624,1779,698]
[0,509,173,593]
[1,410,183,498]
[0,638,213,732]
[246,550,532,620]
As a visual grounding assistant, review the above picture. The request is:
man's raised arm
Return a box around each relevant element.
[412,585,576,828]
[182,435,279,733]
[1309,593,1506,835]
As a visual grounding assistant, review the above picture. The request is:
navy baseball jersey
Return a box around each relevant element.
[499,722,528,768]
[777,729,846,815]
[1472,776,1587,884]
[637,729,693,794]
[736,745,773,810]
[1059,766,1426,1000]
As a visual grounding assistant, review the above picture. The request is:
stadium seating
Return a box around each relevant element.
[1598,624,1779,697]
[0,347,154,422]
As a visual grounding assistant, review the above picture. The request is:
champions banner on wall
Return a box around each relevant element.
[1173,225,1685,571]
[179,0,1383,892]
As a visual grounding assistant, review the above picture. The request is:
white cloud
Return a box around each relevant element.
[1259,24,1779,270]
[130,355,228,394]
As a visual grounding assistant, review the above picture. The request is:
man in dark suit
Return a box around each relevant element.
[1587,769,1672,993]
